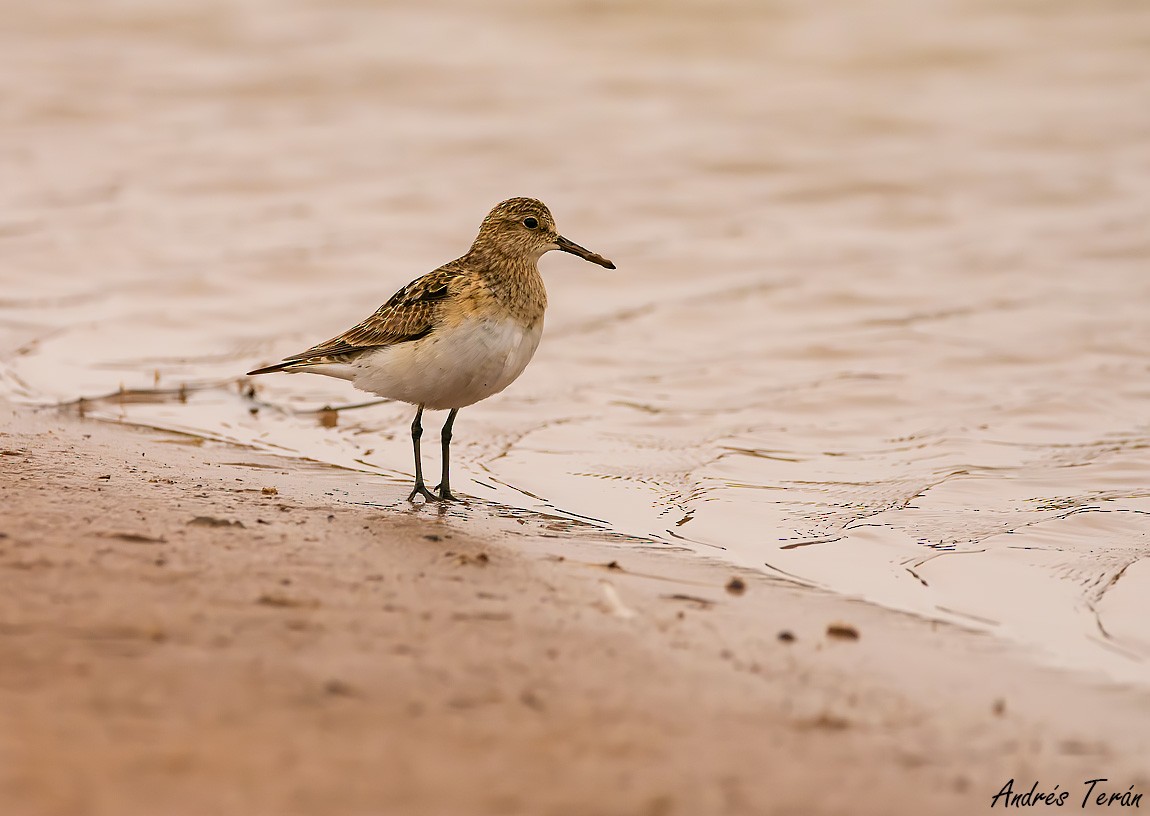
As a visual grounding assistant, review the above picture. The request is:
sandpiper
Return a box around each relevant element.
[247,197,615,502]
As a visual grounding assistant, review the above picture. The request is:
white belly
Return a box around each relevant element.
[351,317,543,410]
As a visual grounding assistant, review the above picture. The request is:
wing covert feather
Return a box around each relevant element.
[281,265,460,364]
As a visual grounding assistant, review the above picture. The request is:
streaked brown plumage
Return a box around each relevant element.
[247,197,615,502]
[248,266,461,371]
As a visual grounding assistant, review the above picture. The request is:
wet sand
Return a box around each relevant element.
[2,400,1149,816]
[2,0,1150,810]
[3,0,1150,681]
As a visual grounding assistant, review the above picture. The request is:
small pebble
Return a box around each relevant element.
[826,623,860,641]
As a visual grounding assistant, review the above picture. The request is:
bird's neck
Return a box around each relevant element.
[462,246,548,326]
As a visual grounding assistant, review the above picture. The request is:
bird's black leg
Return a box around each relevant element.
[435,408,459,501]
[407,405,439,503]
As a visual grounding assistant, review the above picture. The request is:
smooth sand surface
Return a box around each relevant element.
[6,0,1150,682]
[2,402,1148,816]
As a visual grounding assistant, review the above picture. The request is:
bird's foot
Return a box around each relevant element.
[435,484,459,502]
[407,483,440,503]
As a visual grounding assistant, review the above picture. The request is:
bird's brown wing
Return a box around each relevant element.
[248,264,460,375]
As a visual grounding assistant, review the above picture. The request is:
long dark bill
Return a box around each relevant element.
[556,235,616,269]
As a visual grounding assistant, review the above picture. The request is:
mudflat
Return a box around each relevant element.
[1,402,1147,816]
[4,0,1149,679]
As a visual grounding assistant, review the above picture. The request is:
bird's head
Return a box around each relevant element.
[472,197,615,269]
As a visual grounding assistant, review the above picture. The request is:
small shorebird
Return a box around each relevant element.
[247,197,615,502]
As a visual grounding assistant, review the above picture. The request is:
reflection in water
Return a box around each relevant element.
[2,0,1149,684]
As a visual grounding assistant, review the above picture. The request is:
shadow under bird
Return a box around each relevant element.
[247,197,616,502]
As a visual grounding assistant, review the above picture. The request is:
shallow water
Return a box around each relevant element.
[2,0,1149,683]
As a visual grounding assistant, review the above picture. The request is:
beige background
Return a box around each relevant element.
[2,0,1149,682]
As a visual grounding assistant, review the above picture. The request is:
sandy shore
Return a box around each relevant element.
[0,401,1147,816]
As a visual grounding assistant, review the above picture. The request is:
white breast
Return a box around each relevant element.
[352,318,543,410]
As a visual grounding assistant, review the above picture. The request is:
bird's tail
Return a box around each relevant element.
[246,361,295,376]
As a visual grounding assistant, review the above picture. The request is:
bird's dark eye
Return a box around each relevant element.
[523,216,539,229]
